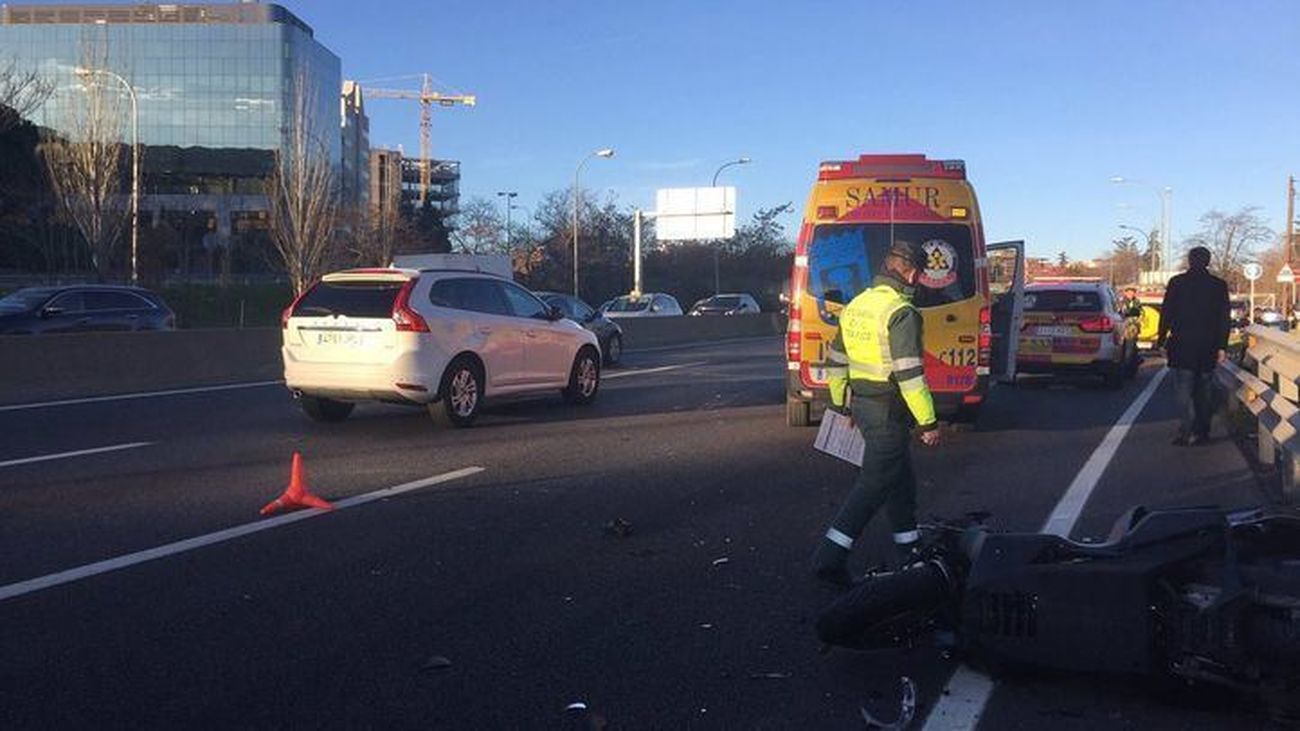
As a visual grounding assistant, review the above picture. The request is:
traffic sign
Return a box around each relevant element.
[1243,262,1262,281]
[1278,264,1294,284]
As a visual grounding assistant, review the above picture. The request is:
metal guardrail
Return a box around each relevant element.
[1218,324,1300,503]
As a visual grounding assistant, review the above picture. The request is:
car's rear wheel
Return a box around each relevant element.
[434,356,483,427]
[300,395,355,422]
[786,397,811,427]
[562,347,601,405]
[604,334,623,366]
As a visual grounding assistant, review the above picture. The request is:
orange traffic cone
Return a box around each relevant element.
[260,452,334,516]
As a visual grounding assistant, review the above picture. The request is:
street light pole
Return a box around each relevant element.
[1111,176,1172,280]
[709,157,751,294]
[1118,223,1156,277]
[77,67,139,285]
[496,191,517,249]
[572,148,614,298]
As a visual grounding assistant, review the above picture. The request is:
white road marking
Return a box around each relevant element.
[921,666,997,731]
[0,380,284,413]
[1041,368,1168,536]
[921,368,1169,730]
[0,465,484,603]
[603,362,705,380]
[0,442,153,468]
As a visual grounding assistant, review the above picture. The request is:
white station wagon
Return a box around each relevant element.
[281,267,602,426]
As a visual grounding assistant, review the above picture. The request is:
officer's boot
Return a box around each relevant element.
[811,536,853,587]
[893,532,922,570]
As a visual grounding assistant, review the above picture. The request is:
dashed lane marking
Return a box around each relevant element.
[0,442,154,468]
[0,381,284,413]
[921,368,1170,730]
[0,466,485,603]
[603,362,706,380]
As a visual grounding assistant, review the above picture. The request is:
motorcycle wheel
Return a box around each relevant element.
[816,562,951,649]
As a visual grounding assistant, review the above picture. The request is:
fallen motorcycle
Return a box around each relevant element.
[816,506,1300,718]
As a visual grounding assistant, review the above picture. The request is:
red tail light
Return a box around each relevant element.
[392,280,429,332]
[977,306,991,367]
[1077,316,1114,334]
[281,287,311,329]
[788,255,807,362]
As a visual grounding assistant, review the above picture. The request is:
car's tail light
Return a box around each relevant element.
[1077,316,1114,334]
[978,306,991,367]
[392,280,429,332]
[281,287,311,329]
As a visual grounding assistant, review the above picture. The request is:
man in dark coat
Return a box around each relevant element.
[1157,246,1230,446]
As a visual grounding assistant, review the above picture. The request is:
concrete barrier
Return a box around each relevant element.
[615,313,785,350]
[0,328,283,405]
[0,314,786,405]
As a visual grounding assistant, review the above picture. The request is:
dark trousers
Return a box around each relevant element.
[1173,368,1214,438]
[812,394,919,572]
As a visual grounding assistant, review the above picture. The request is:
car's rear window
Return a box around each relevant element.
[1024,290,1102,312]
[700,296,742,309]
[607,296,651,312]
[0,288,56,313]
[293,281,404,318]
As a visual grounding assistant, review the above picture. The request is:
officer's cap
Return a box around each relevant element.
[886,240,927,271]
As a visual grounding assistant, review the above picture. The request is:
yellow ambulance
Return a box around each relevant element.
[785,154,1022,426]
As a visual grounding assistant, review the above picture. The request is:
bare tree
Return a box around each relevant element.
[268,69,341,294]
[41,67,127,278]
[451,196,506,254]
[0,56,53,134]
[1183,207,1274,288]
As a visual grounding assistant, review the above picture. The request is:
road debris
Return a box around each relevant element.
[603,518,634,538]
[711,557,730,566]
[748,672,791,680]
[859,676,916,729]
[421,655,453,671]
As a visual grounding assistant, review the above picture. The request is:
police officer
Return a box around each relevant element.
[812,239,941,586]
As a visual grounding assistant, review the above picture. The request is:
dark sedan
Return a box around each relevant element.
[0,285,176,334]
[537,291,624,365]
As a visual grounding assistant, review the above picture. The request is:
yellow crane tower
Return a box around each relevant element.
[366,73,476,207]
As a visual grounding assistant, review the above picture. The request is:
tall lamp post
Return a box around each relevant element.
[573,148,615,297]
[1118,223,1157,277]
[496,191,518,249]
[76,67,139,285]
[1110,176,1172,280]
[710,157,751,294]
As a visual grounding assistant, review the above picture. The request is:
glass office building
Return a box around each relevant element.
[0,3,343,197]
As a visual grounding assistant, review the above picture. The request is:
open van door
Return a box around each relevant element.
[987,240,1025,384]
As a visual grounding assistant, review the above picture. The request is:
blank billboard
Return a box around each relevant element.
[655,186,736,241]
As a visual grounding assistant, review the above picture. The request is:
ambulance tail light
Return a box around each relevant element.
[788,254,807,363]
[978,306,992,367]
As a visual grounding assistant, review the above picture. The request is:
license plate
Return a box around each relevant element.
[315,331,368,347]
[1035,325,1075,337]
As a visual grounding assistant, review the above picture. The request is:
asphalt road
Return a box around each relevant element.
[0,338,1278,729]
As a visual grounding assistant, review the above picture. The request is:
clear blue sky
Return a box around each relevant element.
[264,2,1300,258]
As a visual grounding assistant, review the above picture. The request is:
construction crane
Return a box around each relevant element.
[366,73,476,207]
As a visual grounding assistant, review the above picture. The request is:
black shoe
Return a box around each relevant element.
[1187,433,1208,447]
[814,565,853,588]
[1172,434,1191,446]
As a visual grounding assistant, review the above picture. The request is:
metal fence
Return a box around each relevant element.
[1218,324,1300,503]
